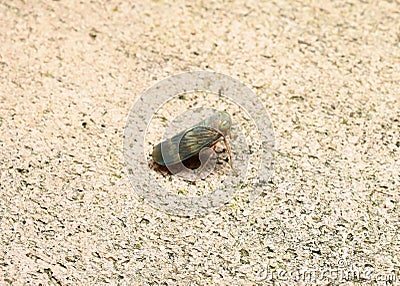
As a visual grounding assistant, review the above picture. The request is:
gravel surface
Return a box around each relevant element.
[1,0,399,285]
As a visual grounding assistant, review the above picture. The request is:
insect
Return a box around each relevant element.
[152,111,232,168]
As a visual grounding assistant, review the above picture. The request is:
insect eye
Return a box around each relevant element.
[220,120,230,130]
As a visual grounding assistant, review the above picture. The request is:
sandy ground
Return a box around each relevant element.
[1,0,399,285]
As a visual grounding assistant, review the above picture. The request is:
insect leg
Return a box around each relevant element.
[222,136,232,167]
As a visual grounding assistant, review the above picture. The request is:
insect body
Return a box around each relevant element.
[152,111,232,167]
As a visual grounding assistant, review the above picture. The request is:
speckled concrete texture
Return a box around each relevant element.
[1,0,399,285]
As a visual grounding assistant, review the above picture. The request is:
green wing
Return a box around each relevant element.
[176,126,223,162]
[152,126,223,166]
